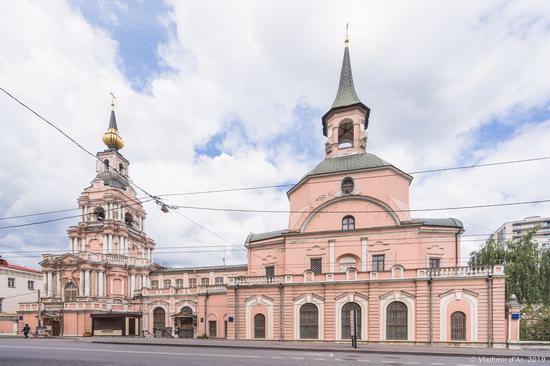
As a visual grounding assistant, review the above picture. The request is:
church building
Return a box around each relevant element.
[18,37,520,346]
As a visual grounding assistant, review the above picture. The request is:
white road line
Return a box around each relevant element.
[271,356,283,359]
[314,358,327,361]
[431,363,446,365]
[0,345,261,359]
[406,362,420,365]
[292,357,305,360]
[358,360,371,362]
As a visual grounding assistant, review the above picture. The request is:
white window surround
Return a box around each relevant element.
[339,256,357,272]
[294,294,324,340]
[245,295,274,340]
[335,293,368,340]
[380,291,415,341]
[390,265,404,279]
[439,290,478,342]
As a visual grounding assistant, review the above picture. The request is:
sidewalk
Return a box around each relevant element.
[84,337,550,358]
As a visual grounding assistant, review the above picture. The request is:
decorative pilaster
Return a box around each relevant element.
[56,271,61,298]
[84,270,91,297]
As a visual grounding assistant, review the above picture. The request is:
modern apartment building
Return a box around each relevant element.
[494,216,550,250]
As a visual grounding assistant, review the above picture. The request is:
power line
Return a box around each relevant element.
[157,155,550,197]
[172,198,550,214]
[0,88,163,207]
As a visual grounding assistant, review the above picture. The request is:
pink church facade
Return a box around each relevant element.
[18,40,521,347]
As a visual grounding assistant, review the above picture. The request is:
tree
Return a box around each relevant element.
[540,250,550,306]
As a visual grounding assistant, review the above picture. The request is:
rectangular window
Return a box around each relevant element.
[8,277,15,288]
[310,258,322,275]
[188,278,197,288]
[209,320,217,338]
[151,280,159,289]
[0,299,2,312]
[28,280,34,290]
[163,279,172,289]
[201,278,210,286]
[429,258,441,269]
[175,279,184,288]
[372,255,385,272]
[215,277,224,285]
[265,266,275,278]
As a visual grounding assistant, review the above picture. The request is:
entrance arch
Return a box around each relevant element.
[341,302,362,340]
[386,301,407,340]
[174,306,195,338]
[254,314,266,339]
[153,307,166,336]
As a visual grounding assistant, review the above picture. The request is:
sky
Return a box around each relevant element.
[1,0,550,269]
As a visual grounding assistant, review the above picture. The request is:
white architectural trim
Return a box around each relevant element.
[361,238,367,271]
[335,293,368,340]
[380,291,415,341]
[293,294,324,340]
[245,295,274,340]
[329,240,335,273]
[439,291,478,342]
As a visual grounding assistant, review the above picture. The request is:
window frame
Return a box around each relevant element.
[7,277,15,288]
[450,311,467,341]
[28,280,34,290]
[175,279,184,289]
[163,279,172,289]
[341,177,355,195]
[188,278,197,288]
[215,277,224,285]
[150,280,159,289]
[342,215,355,230]
[372,255,385,272]
[200,277,210,287]
[310,258,322,275]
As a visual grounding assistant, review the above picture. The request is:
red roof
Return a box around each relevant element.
[0,259,42,274]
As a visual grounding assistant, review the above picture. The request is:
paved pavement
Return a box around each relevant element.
[0,338,548,366]
[86,336,550,358]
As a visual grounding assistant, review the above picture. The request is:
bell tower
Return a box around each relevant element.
[322,29,371,159]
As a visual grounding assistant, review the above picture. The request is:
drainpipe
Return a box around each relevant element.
[279,283,284,342]
[487,270,493,348]
[428,276,433,345]
[204,291,209,337]
[235,285,239,340]
[455,232,460,266]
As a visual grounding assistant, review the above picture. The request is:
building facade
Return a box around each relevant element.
[0,258,42,335]
[494,216,550,250]
[18,39,520,346]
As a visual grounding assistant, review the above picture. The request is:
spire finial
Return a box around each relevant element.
[345,23,349,46]
[110,92,116,111]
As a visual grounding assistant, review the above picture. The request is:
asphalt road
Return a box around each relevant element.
[0,338,546,366]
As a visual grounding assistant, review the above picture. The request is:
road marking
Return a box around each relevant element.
[358,360,371,362]
[0,345,261,359]
[431,363,445,365]
[314,358,327,361]
[406,363,420,365]
[292,357,305,360]
[271,356,283,359]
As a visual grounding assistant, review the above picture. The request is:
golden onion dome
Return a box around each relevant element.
[102,128,124,150]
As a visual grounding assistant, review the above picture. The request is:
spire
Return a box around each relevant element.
[102,93,124,150]
[331,26,361,109]
[321,26,370,136]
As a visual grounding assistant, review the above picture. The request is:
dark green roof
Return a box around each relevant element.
[246,229,288,244]
[410,218,464,229]
[307,153,391,176]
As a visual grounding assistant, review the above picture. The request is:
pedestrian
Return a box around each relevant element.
[23,324,30,339]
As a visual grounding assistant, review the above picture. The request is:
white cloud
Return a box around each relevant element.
[1,0,550,268]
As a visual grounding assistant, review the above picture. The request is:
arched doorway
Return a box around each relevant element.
[174,306,195,338]
[64,282,78,302]
[451,311,466,341]
[153,307,166,337]
[299,303,319,339]
[254,314,266,339]
[341,302,361,339]
[386,301,407,340]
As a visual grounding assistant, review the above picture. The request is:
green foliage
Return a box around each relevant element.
[470,229,550,305]
[520,304,550,341]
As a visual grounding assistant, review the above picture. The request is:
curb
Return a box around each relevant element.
[89,340,541,359]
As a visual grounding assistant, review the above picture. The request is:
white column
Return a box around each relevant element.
[79,270,84,297]
[98,271,104,297]
[329,240,335,273]
[56,272,61,298]
[69,237,74,253]
[141,217,145,232]
[42,272,48,294]
[130,274,136,297]
[102,235,107,254]
[46,272,53,297]
[123,237,127,256]
[361,238,368,272]
[108,234,113,254]
[84,270,91,297]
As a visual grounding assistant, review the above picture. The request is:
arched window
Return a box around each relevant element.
[153,307,166,330]
[338,121,354,148]
[64,282,78,302]
[125,212,133,227]
[299,303,319,339]
[339,256,357,272]
[341,177,354,195]
[94,207,105,221]
[254,313,266,339]
[103,159,110,172]
[386,301,407,340]
[342,215,355,230]
[118,163,125,175]
[341,302,361,339]
[451,311,466,341]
